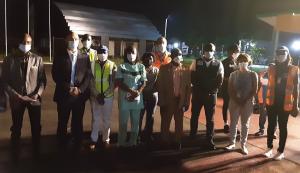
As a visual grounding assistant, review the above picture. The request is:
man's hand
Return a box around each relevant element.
[30,94,39,101]
[20,95,36,102]
[69,87,81,96]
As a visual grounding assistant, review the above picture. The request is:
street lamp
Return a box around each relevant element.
[292,40,300,65]
[164,15,170,38]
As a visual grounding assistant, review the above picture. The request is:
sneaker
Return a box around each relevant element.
[241,145,248,155]
[89,142,97,151]
[224,125,229,133]
[254,130,264,136]
[225,144,236,150]
[263,148,273,158]
[273,152,285,161]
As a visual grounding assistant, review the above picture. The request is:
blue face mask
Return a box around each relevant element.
[68,41,79,50]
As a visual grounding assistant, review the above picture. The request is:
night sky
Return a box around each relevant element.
[1,0,300,49]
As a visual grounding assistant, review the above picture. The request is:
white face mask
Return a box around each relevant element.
[19,44,31,53]
[276,55,287,63]
[204,51,214,59]
[173,55,183,64]
[68,41,79,50]
[82,40,92,49]
[127,54,137,63]
[98,53,108,62]
[232,53,240,59]
[157,44,166,53]
[238,62,249,70]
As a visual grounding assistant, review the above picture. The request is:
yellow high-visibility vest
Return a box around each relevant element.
[94,60,115,98]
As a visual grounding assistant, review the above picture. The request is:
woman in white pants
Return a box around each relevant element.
[225,53,258,155]
[89,45,117,150]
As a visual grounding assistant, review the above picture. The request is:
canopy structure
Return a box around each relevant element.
[257,11,300,56]
[54,2,160,40]
[257,12,300,34]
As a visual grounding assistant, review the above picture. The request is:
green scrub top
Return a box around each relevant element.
[116,62,147,110]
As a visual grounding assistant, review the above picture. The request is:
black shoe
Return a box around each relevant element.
[224,125,229,133]
[237,130,241,135]
[254,130,264,136]
[207,141,216,150]
[175,142,182,150]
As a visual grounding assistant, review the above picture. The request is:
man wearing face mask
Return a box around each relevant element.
[80,34,97,72]
[221,44,240,133]
[89,45,117,150]
[157,48,191,150]
[263,46,299,161]
[2,33,46,159]
[52,32,92,152]
[153,36,171,68]
[189,43,224,150]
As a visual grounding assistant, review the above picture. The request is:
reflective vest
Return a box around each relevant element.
[266,64,299,111]
[257,71,267,104]
[88,49,96,62]
[153,51,171,68]
[94,60,115,98]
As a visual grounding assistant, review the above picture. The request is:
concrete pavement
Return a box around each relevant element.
[0,64,300,173]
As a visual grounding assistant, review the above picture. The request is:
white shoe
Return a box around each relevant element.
[273,152,285,161]
[225,144,236,150]
[241,145,248,155]
[263,148,273,158]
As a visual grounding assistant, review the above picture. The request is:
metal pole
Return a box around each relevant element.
[27,0,30,33]
[164,16,169,38]
[4,0,7,56]
[49,0,52,62]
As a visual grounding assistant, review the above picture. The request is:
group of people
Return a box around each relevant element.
[1,31,299,162]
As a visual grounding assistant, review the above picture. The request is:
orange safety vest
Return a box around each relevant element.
[266,64,299,111]
[257,71,267,104]
[153,51,171,68]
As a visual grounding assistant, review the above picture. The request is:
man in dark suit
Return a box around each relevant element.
[52,32,91,151]
[2,33,46,159]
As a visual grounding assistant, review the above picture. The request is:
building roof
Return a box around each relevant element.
[54,2,161,40]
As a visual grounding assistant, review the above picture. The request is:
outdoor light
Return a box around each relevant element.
[173,42,179,48]
[292,40,300,51]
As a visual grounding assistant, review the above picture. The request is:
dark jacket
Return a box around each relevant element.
[157,63,191,108]
[221,57,236,92]
[191,57,224,95]
[2,50,46,100]
[52,50,91,102]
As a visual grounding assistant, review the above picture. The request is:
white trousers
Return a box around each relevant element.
[228,99,253,146]
[90,97,113,143]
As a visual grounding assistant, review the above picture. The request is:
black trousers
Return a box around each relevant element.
[266,106,289,153]
[190,91,216,141]
[139,93,158,139]
[10,99,41,147]
[222,90,229,123]
[56,96,86,146]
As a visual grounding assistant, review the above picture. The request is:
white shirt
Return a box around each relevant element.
[68,50,78,86]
